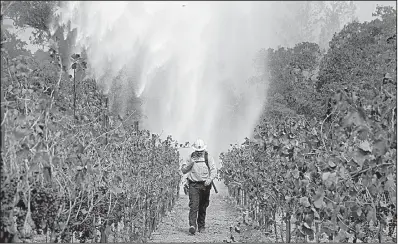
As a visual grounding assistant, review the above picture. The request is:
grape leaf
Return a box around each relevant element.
[322,172,330,181]
[111,186,123,194]
[12,128,32,141]
[313,189,325,209]
[292,169,299,179]
[342,110,367,128]
[366,208,376,222]
[358,140,371,152]
[357,208,362,217]
[328,161,337,168]
[356,126,370,140]
[352,148,367,168]
[372,139,388,157]
[300,197,311,207]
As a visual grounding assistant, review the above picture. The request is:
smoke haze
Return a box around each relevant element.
[52,1,396,165]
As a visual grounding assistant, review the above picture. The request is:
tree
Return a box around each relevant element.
[316,5,397,101]
[273,2,323,47]
[258,42,323,119]
[1,29,31,58]
[315,1,357,51]
[3,1,58,45]
[2,1,74,69]
[293,2,323,44]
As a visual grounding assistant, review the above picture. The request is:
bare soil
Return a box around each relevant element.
[148,180,273,243]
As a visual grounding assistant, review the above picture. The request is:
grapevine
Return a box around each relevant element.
[220,62,397,244]
[220,7,396,242]
[0,47,182,242]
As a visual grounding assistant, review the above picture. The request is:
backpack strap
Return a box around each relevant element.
[204,151,210,170]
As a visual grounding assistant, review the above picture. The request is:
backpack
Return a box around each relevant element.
[183,151,210,195]
[192,151,210,170]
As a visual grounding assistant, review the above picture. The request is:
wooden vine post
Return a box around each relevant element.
[71,53,80,121]
[105,95,109,145]
[286,212,291,243]
[1,17,6,154]
[134,121,139,132]
[73,65,76,120]
[0,88,4,182]
[1,88,4,152]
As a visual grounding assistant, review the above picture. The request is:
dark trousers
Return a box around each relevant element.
[188,181,211,229]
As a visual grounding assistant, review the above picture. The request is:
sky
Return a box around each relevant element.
[355,1,396,21]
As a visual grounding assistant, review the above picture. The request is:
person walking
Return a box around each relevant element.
[181,139,217,235]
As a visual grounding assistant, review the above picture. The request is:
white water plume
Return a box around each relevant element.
[54,1,298,164]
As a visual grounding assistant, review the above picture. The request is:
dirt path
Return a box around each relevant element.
[149,180,253,243]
